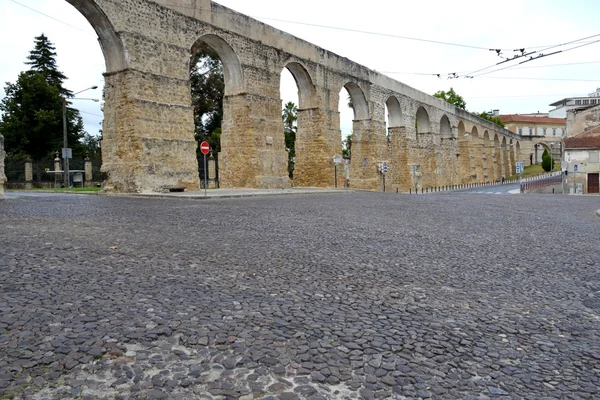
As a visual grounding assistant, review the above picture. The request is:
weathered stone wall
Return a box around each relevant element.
[0,134,6,196]
[567,104,600,136]
[66,0,538,192]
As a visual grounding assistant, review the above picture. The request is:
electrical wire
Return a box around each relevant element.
[380,60,600,76]
[9,0,95,36]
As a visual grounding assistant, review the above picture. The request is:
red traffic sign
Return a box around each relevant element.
[200,141,210,155]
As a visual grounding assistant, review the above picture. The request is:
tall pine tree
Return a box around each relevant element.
[0,34,85,160]
[25,34,72,97]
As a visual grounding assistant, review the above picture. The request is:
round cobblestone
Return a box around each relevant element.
[0,191,599,399]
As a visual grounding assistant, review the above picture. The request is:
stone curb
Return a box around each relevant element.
[108,190,353,201]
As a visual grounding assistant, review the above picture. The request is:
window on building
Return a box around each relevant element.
[529,128,533,135]
[575,100,582,105]
[583,99,590,105]
[543,128,547,135]
[518,127,523,135]
[592,99,598,105]
[553,128,556,135]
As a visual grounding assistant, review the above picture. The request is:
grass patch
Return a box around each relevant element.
[507,162,561,180]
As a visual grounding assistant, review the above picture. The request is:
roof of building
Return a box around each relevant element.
[497,115,566,125]
[564,127,600,149]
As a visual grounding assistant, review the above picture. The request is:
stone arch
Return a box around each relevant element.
[470,126,479,139]
[416,106,431,133]
[386,96,402,128]
[440,115,452,138]
[344,82,369,120]
[191,34,244,96]
[66,0,126,72]
[458,121,466,137]
[284,61,317,109]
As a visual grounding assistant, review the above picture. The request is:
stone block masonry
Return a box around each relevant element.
[65,0,537,193]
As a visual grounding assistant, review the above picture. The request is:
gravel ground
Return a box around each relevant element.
[1,191,599,400]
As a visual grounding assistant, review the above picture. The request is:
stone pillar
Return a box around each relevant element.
[503,146,511,178]
[457,139,471,184]
[509,146,516,176]
[220,93,290,189]
[472,141,484,183]
[349,119,386,190]
[388,127,410,192]
[24,156,33,189]
[208,152,217,188]
[415,132,437,189]
[294,107,338,188]
[84,155,93,187]
[100,69,200,193]
[0,134,5,196]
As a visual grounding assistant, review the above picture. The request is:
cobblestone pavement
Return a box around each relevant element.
[1,192,600,400]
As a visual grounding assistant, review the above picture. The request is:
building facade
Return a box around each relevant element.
[549,88,600,118]
[564,104,600,194]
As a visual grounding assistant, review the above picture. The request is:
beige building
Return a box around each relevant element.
[498,115,566,164]
[564,105,600,194]
[498,115,566,138]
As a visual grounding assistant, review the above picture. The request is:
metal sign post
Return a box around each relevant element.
[333,155,342,188]
[200,141,210,197]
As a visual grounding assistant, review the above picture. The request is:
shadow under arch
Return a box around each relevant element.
[284,62,317,109]
[344,82,369,120]
[386,96,402,128]
[440,115,452,138]
[192,34,244,96]
[416,106,431,133]
[66,0,126,72]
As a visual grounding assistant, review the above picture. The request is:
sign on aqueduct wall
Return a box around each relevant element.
[67,0,535,193]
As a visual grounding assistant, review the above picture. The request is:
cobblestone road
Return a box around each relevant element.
[1,192,599,399]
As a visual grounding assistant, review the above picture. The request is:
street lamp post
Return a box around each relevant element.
[63,86,98,188]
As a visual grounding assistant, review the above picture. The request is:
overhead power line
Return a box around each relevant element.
[9,0,95,35]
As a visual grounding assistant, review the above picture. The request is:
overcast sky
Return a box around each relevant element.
[1,0,599,140]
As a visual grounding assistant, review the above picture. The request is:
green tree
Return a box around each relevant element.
[190,43,224,145]
[25,34,71,97]
[282,101,298,179]
[541,148,552,172]
[433,88,466,109]
[475,112,505,128]
[0,34,85,161]
[342,134,352,159]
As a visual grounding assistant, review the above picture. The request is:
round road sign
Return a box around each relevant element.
[200,141,210,155]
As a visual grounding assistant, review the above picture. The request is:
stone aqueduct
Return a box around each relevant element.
[67,0,545,193]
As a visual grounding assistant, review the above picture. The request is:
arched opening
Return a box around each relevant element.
[280,62,317,183]
[440,115,452,138]
[190,34,244,187]
[415,106,431,134]
[66,0,126,72]
[339,83,369,171]
[344,82,369,121]
[191,35,243,96]
[386,96,402,129]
